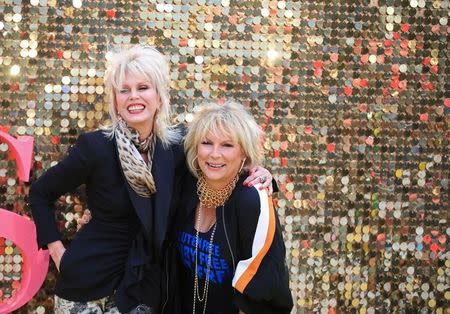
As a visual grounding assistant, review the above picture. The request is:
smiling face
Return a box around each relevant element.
[197,130,246,190]
[114,72,160,139]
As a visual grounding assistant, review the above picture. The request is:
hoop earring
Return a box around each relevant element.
[238,158,246,173]
[191,156,201,173]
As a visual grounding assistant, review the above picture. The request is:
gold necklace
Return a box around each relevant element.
[196,173,238,209]
[192,174,238,313]
[193,205,218,314]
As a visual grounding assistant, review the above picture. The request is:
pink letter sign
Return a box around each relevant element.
[0,129,34,182]
[0,129,49,313]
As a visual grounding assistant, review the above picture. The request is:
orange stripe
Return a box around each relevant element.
[235,195,276,293]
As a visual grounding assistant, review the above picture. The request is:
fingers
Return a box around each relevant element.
[245,177,262,187]
[76,209,92,230]
[267,184,273,196]
[243,166,274,189]
[259,178,272,190]
[76,218,84,231]
[48,245,65,272]
[257,169,273,190]
[55,248,66,272]
[242,167,257,185]
[83,209,91,219]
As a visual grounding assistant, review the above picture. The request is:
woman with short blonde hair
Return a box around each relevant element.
[184,101,262,176]
[170,101,293,314]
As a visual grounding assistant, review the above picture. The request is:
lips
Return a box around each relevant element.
[206,162,225,169]
[127,104,145,113]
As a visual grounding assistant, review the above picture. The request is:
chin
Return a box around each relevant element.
[203,173,223,181]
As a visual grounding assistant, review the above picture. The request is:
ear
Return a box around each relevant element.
[158,95,163,109]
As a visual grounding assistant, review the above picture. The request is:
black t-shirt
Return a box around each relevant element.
[176,208,239,314]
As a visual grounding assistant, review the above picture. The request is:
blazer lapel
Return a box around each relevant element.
[114,137,174,252]
[181,174,199,223]
[113,137,153,235]
[151,138,174,251]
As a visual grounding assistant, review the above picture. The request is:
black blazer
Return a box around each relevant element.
[29,130,186,312]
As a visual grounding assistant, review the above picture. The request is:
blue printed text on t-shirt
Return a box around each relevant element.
[177,231,232,285]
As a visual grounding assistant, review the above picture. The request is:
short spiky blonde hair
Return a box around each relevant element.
[184,101,262,177]
[103,44,180,146]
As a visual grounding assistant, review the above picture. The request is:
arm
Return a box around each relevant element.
[29,133,95,269]
[232,187,293,314]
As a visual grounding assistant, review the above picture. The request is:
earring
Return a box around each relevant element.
[238,158,246,173]
[191,156,201,173]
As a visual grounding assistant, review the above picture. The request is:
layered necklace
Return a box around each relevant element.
[192,174,238,314]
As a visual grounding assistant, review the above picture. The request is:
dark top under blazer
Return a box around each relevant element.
[29,130,186,312]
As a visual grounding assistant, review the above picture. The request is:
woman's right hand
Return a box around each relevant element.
[47,240,66,272]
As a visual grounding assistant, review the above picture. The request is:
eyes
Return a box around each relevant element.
[201,140,235,148]
[118,85,151,94]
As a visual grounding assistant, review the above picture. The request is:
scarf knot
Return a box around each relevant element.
[115,119,156,197]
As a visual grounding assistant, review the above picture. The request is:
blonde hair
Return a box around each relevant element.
[184,101,262,177]
[103,45,180,146]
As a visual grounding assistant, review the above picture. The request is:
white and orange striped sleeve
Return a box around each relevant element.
[232,185,276,293]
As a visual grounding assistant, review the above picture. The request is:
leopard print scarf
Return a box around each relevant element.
[115,118,156,197]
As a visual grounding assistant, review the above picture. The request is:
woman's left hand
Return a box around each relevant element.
[76,209,91,231]
[244,165,273,194]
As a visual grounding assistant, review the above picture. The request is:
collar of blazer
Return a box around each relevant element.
[114,136,174,251]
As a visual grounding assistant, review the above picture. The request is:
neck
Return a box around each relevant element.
[136,125,153,141]
[202,172,241,190]
[203,179,227,191]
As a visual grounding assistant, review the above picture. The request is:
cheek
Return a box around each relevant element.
[197,147,208,160]
[196,145,204,159]
[115,94,124,108]
[230,148,245,161]
[147,90,160,104]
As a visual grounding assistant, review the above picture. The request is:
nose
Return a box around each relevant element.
[129,88,139,99]
[210,145,221,158]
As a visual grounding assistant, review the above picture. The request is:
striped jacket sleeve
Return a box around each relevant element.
[232,185,293,314]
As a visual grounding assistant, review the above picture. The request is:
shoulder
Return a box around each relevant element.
[232,184,260,205]
[71,130,113,161]
[175,124,187,137]
[161,125,186,161]
[158,125,185,149]
[77,130,113,149]
[173,125,187,148]
[80,129,112,144]
[231,182,270,218]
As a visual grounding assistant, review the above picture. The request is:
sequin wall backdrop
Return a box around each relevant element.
[0,0,449,313]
